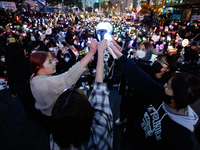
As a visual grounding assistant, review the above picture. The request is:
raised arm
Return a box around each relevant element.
[95,39,107,82]
[46,40,97,93]
[88,40,113,149]
[56,49,64,63]
[109,40,163,98]
[80,39,97,68]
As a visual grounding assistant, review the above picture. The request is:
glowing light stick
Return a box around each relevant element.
[96,22,117,59]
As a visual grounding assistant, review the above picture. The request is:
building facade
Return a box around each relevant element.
[165,0,200,21]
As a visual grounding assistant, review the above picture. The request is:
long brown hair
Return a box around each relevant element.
[29,51,53,75]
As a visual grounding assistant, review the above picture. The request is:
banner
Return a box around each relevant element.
[35,0,45,6]
[79,48,88,56]
[24,0,38,7]
[0,1,17,12]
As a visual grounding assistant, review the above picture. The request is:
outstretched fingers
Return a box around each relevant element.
[111,40,121,51]
[109,45,123,59]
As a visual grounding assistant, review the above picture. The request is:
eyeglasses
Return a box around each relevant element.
[160,61,169,66]
[157,58,169,66]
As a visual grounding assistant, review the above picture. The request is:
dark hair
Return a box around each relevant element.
[171,73,200,109]
[29,51,53,75]
[52,89,94,149]
[157,54,177,73]
[64,53,71,58]
[139,41,153,61]
[62,41,70,47]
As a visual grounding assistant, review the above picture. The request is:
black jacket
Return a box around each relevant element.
[57,49,76,72]
[118,55,193,150]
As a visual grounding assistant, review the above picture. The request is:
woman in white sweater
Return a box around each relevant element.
[29,39,97,117]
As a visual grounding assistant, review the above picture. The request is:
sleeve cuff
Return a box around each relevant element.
[118,55,127,64]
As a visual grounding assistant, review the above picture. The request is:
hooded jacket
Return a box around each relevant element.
[118,55,198,150]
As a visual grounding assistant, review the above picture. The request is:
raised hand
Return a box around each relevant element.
[98,39,107,53]
[109,44,123,59]
[111,40,121,51]
[80,39,97,68]
[89,39,98,55]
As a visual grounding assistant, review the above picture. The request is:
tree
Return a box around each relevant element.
[85,7,93,12]
[94,2,99,9]
[74,0,83,10]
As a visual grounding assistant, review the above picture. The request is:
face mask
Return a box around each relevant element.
[65,58,70,62]
[136,50,146,59]
[152,61,163,73]
[1,58,5,62]
[49,47,54,51]
[45,40,49,43]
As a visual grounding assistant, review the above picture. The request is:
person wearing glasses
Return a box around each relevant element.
[50,39,113,150]
[115,41,177,145]
[109,40,200,150]
[149,54,177,85]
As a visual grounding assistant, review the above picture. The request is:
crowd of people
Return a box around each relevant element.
[0,5,200,150]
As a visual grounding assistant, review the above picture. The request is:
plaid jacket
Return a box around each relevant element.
[50,82,113,150]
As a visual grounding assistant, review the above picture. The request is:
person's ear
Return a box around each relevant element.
[165,67,170,72]
[37,66,43,73]
[171,99,175,103]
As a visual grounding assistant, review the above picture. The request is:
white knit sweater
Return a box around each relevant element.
[30,62,85,116]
